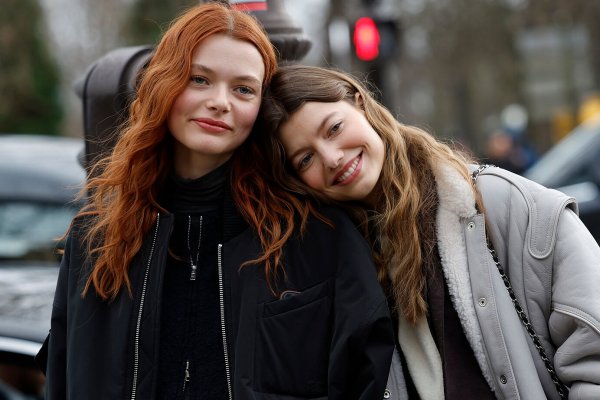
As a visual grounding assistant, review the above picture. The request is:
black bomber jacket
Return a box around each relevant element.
[37,196,394,400]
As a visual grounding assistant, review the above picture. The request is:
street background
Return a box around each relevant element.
[2,0,600,165]
[2,3,600,398]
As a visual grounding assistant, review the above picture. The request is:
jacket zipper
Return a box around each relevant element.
[218,243,233,400]
[131,214,161,400]
[189,216,202,281]
[183,360,191,393]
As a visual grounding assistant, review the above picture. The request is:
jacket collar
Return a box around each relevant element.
[432,163,494,388]
[222,180,249,242]
[432,162,477,218]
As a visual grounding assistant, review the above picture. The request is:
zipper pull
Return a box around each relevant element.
[190,263,197,281]
[183,360,191,391]
[188,215,202,281]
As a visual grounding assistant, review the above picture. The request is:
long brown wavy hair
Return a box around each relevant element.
[258,65,481,324]
[77,2,277,300]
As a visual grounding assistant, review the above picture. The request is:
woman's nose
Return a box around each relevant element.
[206,86,231,112]
[323,148,344,169]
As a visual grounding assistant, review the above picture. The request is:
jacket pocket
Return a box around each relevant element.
[254,278,333,397]
[263,278,332,317]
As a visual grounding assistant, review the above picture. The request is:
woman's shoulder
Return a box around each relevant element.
[61,213,102,265]
[477,165,578,257]
[298,204,375,260]
[476,165,576,212]
[304,204,364,237]
[67,213,96,240]
[283,204,380,290]
[311,204,355,223]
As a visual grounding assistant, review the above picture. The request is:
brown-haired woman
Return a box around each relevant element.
[37,5,394,400]
[257,64,600,399]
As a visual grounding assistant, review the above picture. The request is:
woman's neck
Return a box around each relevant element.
[164,161,229,213]
[173,142,232,179]
[362,179,384,209]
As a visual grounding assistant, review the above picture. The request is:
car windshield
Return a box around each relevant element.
[0,201,76,261]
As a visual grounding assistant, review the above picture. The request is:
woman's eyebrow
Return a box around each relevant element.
[318,112,336,134]
[236,76,262,87]
[190,63,211,73]
[191,63,261,86]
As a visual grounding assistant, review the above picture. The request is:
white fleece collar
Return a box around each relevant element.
[432,163,495,390]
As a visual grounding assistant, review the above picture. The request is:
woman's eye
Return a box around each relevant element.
[328,121,342,137]
[236,86,255,96]
[191,75,207,85]
[298,152,313,170]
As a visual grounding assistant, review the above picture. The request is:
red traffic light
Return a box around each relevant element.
[353,17,380,61]
[230,0,267,12]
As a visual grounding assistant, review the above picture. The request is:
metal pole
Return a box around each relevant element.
[225,0,312,61]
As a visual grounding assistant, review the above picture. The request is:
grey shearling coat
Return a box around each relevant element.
[385,164,600,400]
[446,164,600,399]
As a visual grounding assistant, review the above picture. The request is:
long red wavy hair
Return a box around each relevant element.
[78,2,277,300]
[230,137,325,289]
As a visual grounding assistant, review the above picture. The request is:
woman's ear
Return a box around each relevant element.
[354,92,365,110]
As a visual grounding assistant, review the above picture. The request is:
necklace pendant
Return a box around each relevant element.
[190,263,197,281]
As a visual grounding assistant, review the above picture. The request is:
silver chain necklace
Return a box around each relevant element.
[186,215,203,281]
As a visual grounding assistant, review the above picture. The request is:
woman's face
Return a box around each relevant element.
[168,34,265,178]
[278,99,385,203]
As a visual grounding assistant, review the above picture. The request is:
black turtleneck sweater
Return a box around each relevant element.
[156,163,229,400]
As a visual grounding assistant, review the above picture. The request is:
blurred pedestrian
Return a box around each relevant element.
[484,129,529,174]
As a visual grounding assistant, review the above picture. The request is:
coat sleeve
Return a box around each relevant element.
[37,231,75,399]
[549,208,600,399]
[326,212,395,400]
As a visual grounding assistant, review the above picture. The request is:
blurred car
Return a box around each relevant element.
[524,115,600,243]
[0,134,85,398]
[0,134,86,261]
[0,266,57,399]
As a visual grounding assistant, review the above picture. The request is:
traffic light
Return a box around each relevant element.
[353,17,380,62]
[352,16,400,63]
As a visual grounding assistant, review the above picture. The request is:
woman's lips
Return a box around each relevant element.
[333,153,362,185]
[192,118,232,133]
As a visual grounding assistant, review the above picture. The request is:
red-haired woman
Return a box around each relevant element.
[37,3,394,400]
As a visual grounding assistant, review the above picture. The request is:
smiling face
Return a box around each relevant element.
[168,34,265,178]
[278,99,385,203]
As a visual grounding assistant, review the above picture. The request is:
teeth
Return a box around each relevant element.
[337,157,360,182]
